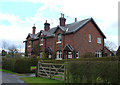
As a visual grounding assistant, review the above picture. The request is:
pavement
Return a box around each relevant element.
[2,72,35,85]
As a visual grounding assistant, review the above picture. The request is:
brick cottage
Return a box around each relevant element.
[24,14,107,59]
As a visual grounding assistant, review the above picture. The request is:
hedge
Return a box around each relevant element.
[67,61,119,84]
[2,57,31,73]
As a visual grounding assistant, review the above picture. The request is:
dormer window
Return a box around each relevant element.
[57,34,61,43]
[40,37,43,46]
[28,40,31,47]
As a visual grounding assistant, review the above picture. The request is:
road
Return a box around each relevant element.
[2,72,28,84]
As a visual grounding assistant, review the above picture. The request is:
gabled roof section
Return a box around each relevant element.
[63,44,74,51]
[24,17,106,42]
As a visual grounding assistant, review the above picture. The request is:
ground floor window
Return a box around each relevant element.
[28,53,31,57]
[40,52,42,58]
[68,52,72,59]
[56,51,62,60]
[48,54,52,58]
[95,51,102,57]
[76,51,79,59]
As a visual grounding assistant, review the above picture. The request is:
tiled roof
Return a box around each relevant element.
[25,18,106,41]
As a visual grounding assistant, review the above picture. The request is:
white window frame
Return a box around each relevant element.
[68,52,72,59]
[57,34,61,43]
[28,40,31,47]
[76,51,79,59]
[95,51,102,58]
[40,37,43,46]
[97,37,101,44]
[56,51,62,60]
[89,34,91,42]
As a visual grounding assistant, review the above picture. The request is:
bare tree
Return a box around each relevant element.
[8,44,18,57]
[1,40,8,50]
[105,41,117,51]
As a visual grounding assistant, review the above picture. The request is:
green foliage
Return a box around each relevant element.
[2,57,31,73]
[41,52,47,59]
[82,52,96,58]
[32,42,41,56]
[1,50,7,56]
[67,61,119,84]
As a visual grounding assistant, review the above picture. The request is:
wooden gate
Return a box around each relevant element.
[37,61,67,81]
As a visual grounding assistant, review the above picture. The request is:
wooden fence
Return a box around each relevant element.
[37,61,67,81]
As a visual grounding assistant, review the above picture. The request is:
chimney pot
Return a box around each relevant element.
[75,18,77,22]
[59,14,66,26]
[32,24,36,34]
[44,20,50,31]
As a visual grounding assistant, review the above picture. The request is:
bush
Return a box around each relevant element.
[2,57,31,73]
[81,52,96,58]
[67,61,119,84]
[14,58,31,73]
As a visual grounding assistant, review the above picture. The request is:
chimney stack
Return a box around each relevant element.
[32,24,36,34]
[75,18,77,22]
[59,13,66,26]
[44,20,50,31]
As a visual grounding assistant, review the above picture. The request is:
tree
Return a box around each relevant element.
[1,50,7,56]
[105,41,117,51]
[116,46,120,56]
[1,40,8,50]
[32,42,41,56]
[8,44,18,57]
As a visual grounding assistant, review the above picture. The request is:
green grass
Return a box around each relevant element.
[21,77,65,84]
[0,69,25,76]
[30,66,36,71]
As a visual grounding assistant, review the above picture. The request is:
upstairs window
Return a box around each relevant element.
[97,37,101,44]
[89,34,91,42]
[40,37,43,46]
[57,34,61,43]
[28,40,31,47]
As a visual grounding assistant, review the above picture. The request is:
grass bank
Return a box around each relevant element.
[21,77,65,84]
[0,69,25,76]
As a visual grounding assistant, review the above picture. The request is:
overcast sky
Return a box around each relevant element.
[0,0,119,52]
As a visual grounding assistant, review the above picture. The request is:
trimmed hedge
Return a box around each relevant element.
[2,57,31,73]
[67,61,119,84]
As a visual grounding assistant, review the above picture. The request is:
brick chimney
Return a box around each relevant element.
[32,24,36,34]
[59,13,66,26]
[44,20,50,31]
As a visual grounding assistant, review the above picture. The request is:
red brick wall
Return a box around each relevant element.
[74,21,104,57]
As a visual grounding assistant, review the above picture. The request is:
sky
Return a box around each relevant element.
[0,0,119,52]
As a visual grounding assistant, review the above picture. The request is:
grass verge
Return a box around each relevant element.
[20,77,65,84]
[0,69,25,76]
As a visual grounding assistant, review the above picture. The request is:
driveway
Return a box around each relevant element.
[2,72,29,84]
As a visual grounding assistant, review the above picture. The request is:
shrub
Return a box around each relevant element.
[2,57,31,73]
[14,58,31,73]
[81,52,96,58]
[67,61,119,84]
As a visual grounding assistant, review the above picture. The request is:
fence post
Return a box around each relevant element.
[65,62,68,83]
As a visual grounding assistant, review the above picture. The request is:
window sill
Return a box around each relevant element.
[40,44,43,46]
[28,46,31,47]
[56,42,61,44]
[56,58,62,60]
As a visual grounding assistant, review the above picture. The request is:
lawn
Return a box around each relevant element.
[21,77,65,84]
[0,69,25,76]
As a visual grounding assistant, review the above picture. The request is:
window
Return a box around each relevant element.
[28,40,31,47]
[57,34,61,43]
[40,37,43,46]
[68,52,72,59]
[97,38,101,44]
[89,34,91,42]
[56,51,62,60]
[95,51,102,57]
[76,51,79,59]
